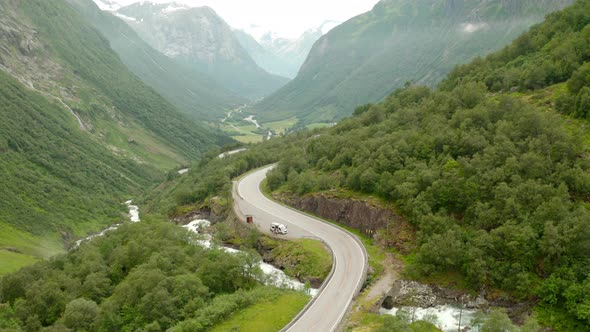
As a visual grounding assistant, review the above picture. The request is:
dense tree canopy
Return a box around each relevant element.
[267,85,590,315]
[0,221,290,331]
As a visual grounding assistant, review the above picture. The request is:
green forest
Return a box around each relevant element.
[263,2,590,328]
[0,220,307,331]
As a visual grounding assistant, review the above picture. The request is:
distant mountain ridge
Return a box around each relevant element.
[253,0,574,125]
[69,0,244,121]
[115,1,289,99]
[235,21,340,78]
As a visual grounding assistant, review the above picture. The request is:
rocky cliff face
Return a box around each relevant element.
[0,2,62,94]
[275,192,414,253]
[169,196,228,225]
[115,2,289,99]
[120,4,247,64]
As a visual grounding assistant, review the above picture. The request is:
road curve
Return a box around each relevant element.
[234,166,368,332]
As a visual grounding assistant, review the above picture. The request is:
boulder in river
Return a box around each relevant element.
[381,280,490,310]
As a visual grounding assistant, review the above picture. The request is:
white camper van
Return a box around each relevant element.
[270,222,288,235]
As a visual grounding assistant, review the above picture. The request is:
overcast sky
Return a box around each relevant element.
[113,0,379,38]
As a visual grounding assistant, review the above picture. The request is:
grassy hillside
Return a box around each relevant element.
[0,70,158,269]
[17,0,227,158]
[253,0,573,126]
[66,0,245,121]
[440,0,590,109]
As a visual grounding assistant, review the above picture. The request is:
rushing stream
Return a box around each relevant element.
[73,208,317,296]
[218,148,247,159]
[72,201,138,249]
[125,200,140,223]
[244,115,261,129]
[183,219,319,296]
[380,305,478,332]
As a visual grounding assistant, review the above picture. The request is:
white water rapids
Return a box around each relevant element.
[183,219,319,297]
[72,200,138,249]
[125,200,140,223]
[73,208,317,296]
[218,148,247,159]
[380,305,478,332]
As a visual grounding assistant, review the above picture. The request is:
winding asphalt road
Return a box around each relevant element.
[234,166,368,332]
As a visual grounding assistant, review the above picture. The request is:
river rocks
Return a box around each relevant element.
[171,209,211,225]
[4,247,22,254]
[170,197,227,224]
[382,280,490,310]
[382,280,439,309]
[380,280,540,325]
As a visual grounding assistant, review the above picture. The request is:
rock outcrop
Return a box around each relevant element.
[275,192,414,253]
[381,279,534,322]
[170,196,227,225]
[382,280,489,310]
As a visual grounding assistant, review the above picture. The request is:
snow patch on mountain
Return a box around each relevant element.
[243,20,340,45]
[93,0,124,11]
[242,24,275,44]
[94,0,189,15]
[161,2,190,14]
[114,12,137,21]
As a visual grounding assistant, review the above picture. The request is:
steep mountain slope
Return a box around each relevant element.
[254,0,574,125]
[0,0,226,272]
[116,2,289,99]
[1,0,226,160]
[73,0,244,121]
[235,22,338,78]
[0,68,155,251]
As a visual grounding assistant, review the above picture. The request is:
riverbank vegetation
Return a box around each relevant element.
[0,220,308,331]
[212,215,332,286]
